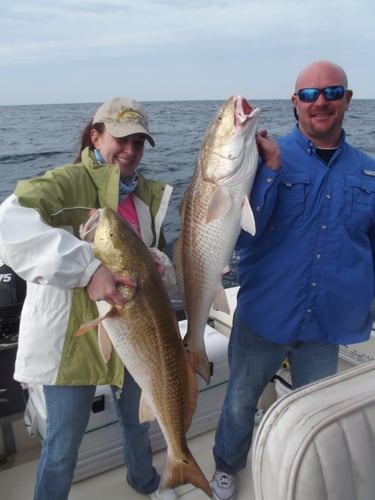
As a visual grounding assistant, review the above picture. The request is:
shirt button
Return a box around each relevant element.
[326,194,331,200]
[316,254,321,260]
[256,206,262,212]
[311,282,317,287]
[266,177,273,183]
[306,308,312,313]
[321,224,327,230]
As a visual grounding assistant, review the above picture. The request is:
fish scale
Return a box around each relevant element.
[78,207,212,497]
[174,96,261,384]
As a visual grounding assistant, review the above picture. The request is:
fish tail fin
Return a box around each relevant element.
[160,449,212,497]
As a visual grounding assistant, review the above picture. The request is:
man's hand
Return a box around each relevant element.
[256,130,281,171]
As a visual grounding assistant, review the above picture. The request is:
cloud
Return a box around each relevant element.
[1,0,375,104]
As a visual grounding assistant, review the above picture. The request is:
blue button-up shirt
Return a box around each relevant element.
[236,125,375,344]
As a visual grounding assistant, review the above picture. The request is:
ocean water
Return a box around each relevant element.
[1,99,375,287]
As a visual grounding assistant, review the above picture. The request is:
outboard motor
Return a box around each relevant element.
[0,262,26,346]
[0,262,26,461]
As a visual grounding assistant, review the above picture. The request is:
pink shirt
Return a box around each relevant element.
[117,195,140,236]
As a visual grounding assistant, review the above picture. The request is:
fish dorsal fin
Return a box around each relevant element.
[179,186,189,219]
[212,283,230,315]
[184,352,199,431]
[139,393,156,423]
[98,324,112,364]
[240,196,256,236]
[173,236,186,311]
[206,186,232,223]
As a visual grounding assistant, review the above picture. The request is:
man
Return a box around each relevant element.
[211,61,375,500]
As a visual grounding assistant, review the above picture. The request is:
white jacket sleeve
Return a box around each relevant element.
[0,195,101,289]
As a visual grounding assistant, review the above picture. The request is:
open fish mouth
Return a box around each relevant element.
[234,95,261,127]
[79,208,103,242]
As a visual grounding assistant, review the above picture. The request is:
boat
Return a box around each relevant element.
[2,286,375,499]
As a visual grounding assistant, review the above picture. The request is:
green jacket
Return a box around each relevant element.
[0,147,173,387]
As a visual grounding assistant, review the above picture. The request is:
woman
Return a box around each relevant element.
[0,97,177,500]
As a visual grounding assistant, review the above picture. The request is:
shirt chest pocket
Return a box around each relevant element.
[346,174,375,233]
[271,173,311,228]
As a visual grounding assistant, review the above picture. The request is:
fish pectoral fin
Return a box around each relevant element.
[206,187,232,223]
[76,318,102,336]
[240,196,256,235]
[212,284,230,315]
[98,324,112,364]
[139,393,156,423]
[75,306,118,337]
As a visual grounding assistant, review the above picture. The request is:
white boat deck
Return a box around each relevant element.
[2,285,375,499]
[0,288,255,499]
[0,425,256,499]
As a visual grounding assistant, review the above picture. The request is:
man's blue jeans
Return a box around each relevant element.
[34,370,159,500]
[213,313,339,474]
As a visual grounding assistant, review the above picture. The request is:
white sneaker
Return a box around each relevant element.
[149,488,178,500]
[210,470,236,500]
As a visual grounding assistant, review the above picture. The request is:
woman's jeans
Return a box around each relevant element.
[34,369,159,500]
[213,313,339,475]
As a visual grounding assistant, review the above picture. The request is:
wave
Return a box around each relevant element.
[0,150,70,164]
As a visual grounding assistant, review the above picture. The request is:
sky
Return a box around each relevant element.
[1,0,375,105]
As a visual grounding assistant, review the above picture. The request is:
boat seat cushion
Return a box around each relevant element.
[252,361,375,500]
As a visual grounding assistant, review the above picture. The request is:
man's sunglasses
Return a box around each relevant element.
[294,85,346,103]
